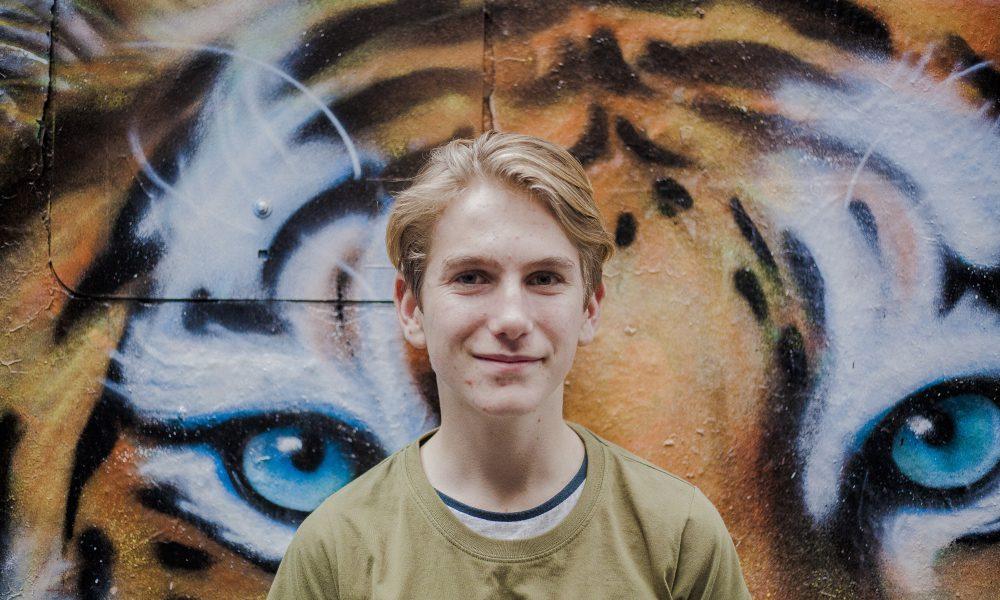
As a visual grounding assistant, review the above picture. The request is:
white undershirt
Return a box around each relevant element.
[435,452,588,540]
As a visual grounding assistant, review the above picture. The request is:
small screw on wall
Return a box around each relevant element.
[253,200,272,218]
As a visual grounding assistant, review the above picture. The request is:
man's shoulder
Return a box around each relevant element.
[580,424,731,534]
[309,442,409,524]
[583,425,696,501]
[269,443,414,599]
[581,424,746,593]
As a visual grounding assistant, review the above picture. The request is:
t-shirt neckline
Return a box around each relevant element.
[403,420,607,561]
[435,450,588,522]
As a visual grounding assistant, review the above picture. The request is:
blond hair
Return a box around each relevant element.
[385,131,615,308]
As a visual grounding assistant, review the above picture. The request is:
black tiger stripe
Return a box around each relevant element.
[653,177,694,217]
[756,323,818,594]
[568,104,609,167]
[637,39,838,92]
[487,1,582,40]
[518,38,589,103]
[516,26,649,105]
[489,0,890,57]
[153,540,216,572]
[53,113,207,340]
[137,485,189,519]
[298,68,481,141]
[261,164,384,295]
[136,485,280,572]
[0,412,21,579]
[0,5,47,26]
[154,52,227,121]
[615,118,691,168]
[730,197,778,270]
[586,27,649,95]
[376,126,475,195]
[782,231,826,329]
[282,1,482,83]
[64,384,134,542]
[847,199,880,253]
[181,289,287,335]
[940,251,1000,316]
[614,212,637,248]
[943,35,1000,112]
[751,0,892,57]
[734,268,769,322]
[77,527,115,600]
[692,98,922,200]
[956,528,1000,547]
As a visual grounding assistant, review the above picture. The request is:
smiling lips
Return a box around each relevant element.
[475,354,542,364]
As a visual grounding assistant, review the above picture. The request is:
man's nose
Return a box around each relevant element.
[486,279,533,340]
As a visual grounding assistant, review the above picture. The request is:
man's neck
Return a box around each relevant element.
[419,399,585,514]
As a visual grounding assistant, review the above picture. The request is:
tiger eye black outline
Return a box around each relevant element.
[133,412,387,525]
[217,415,386,524]
[854,377,1000,504]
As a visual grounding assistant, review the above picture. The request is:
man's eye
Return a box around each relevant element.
[530,272,562,286]
[455,272,487,285]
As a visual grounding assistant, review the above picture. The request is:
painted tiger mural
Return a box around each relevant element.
[1,0,998,598]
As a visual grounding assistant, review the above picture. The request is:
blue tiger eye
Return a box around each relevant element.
[241,427,354,512]
[891,394,1000,490]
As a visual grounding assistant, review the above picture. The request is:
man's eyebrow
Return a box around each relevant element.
[439,255,578,272]
[532,256,577,270]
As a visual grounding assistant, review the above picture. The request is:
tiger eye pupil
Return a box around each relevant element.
[904,410,955,447]
[289,434,326,472]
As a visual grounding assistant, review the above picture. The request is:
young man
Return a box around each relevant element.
[268,132,751,599]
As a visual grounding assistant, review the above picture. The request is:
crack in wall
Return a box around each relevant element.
[40,0,72,300]
[36,0,56,146]
[482,2,496,131]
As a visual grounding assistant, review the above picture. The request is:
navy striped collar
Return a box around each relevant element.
[435,451,588,522]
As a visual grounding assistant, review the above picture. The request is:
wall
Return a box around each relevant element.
[1,0,998,597]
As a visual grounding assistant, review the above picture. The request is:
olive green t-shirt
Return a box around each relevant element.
[268,420,751,599]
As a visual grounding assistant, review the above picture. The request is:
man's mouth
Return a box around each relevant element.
[474,354,542,363]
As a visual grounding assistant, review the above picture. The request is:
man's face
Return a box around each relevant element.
[394,179,603,418]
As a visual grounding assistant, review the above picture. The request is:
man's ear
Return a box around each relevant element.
[394,272,426,349]
[578,280,605,346]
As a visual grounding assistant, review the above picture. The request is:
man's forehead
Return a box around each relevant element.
[426,184,583,273]
[440,177,556,222]
[438,254,578,272]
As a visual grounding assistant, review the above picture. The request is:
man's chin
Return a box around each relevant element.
[466,393,547,419]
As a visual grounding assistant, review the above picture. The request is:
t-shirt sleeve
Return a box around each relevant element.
[669,487,752,600]
[267,519,339,600]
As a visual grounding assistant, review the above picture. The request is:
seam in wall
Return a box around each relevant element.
[482,2,496,131]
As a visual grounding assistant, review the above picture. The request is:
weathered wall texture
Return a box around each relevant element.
[1,0,998,597]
